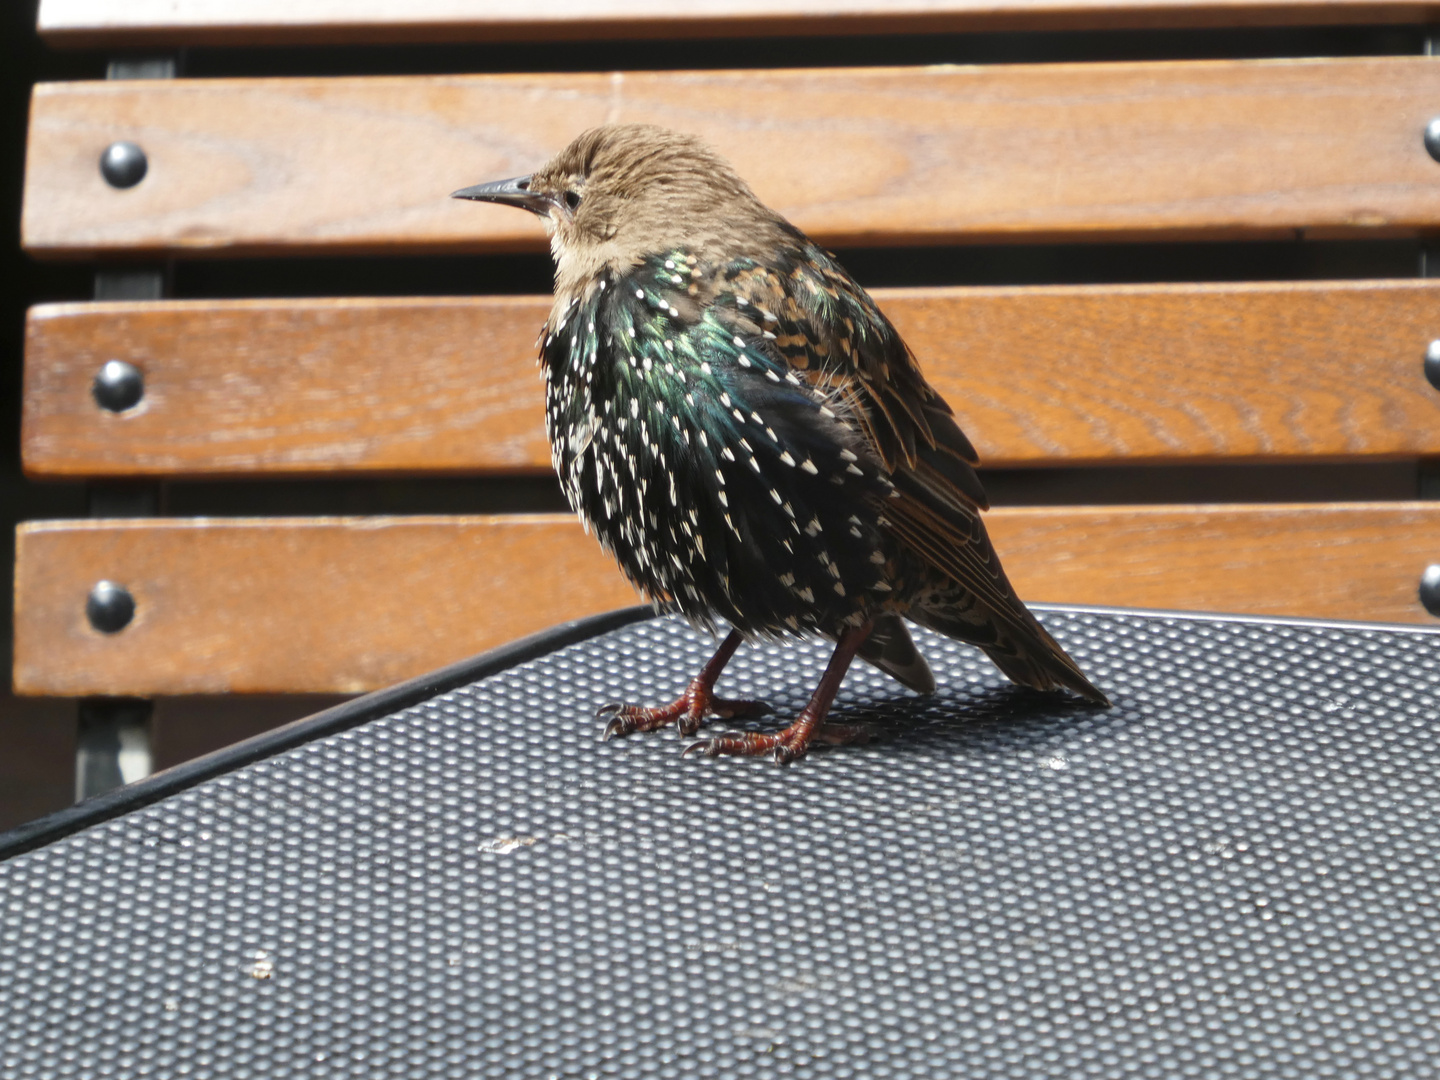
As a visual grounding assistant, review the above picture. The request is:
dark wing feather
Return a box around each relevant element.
[722,241,1105,703]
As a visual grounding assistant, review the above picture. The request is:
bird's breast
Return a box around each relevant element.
[537,259,910,637]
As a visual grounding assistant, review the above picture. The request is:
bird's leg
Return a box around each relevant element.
[598,628,771,740]
[683,621,873,764]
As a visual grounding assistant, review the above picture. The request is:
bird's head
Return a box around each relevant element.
[453,124,780,295]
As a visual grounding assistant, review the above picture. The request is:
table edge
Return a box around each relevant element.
[0,605,656,861]
[3,603,1433,861]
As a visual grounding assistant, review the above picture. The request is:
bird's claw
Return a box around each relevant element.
[597,693,771,742]
[599,703,668,740]
[678,729,801,762]
[677,712,703,738]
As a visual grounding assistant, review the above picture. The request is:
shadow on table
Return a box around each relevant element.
[864,682,1123,751]
[701,682,1126,758]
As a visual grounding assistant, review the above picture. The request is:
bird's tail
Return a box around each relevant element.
[856,613,936,695]
[980,616,1110,706]
[916,604,1110,706]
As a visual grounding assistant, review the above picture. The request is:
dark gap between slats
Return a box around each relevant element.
[169,25,1423,78]
[154,240,1422,301]
[134,462,1419,519]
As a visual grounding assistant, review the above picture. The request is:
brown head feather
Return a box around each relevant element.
[525,125,791,302]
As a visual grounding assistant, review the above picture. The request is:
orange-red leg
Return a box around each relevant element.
[682,621,874,764]
[598,629,771,740]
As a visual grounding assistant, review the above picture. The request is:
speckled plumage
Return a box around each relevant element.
[455,125,1108,761]
[541,245,902,639]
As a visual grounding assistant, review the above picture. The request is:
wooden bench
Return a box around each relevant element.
[16,3,1440,787]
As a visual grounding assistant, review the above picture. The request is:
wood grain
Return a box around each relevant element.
[24,296,555,476]
[23,58,1440,258]
[24,281,1440,477]
[15,504,1440,696]
[36,0,1435,47]
[13,515,638,696]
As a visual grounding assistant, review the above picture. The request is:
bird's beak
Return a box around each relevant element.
[450,175,552,216]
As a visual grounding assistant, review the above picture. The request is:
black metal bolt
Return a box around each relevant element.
[86,581,136,633]
[1424,341,1440,392]
[92,360,145,412]
[1421,565,1440,618]
[100,141,148,188]
[1425,120,1440,164]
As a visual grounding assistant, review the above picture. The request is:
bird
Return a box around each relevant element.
[453,124,1109,762]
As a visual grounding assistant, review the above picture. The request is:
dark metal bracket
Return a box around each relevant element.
[77,53,180,801]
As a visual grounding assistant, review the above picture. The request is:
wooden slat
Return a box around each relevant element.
[13,515,637,696]
[14,504,1440,696]
[23,58,1440,258]
[35,0,1434,47]
[23,296,555,476]
[23,281,1440,477]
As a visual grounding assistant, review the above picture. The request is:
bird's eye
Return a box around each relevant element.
[564,190,582,212]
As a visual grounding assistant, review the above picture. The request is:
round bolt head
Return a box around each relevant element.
[92,359,145,412]
[99,141,148,188]
[1425,341,1440,393]
[1422,565,1440,617]
[86,581,136,633]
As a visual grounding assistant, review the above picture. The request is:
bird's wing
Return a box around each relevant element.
[712,243,989,513]
[710,245,1054,626]
[717,248,1105,702]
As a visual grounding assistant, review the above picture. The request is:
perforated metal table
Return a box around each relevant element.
[3,605,1438,1078]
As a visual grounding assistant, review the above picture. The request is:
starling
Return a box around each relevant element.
[453,125,1109,762]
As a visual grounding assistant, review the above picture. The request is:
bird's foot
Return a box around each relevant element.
[599,686,771,740]
[681,621,876,764]
[599,628,768,739]
[681,713,871,764]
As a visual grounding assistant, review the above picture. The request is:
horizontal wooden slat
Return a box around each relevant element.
[23,281,1440,477]
[24,296,555,475]
[35,0,1435,47]
[23,58,1440,258]
[13,515,637,696]
[15,504,1440,696]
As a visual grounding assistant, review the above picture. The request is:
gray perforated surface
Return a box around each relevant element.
[3,608,1440,1078]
